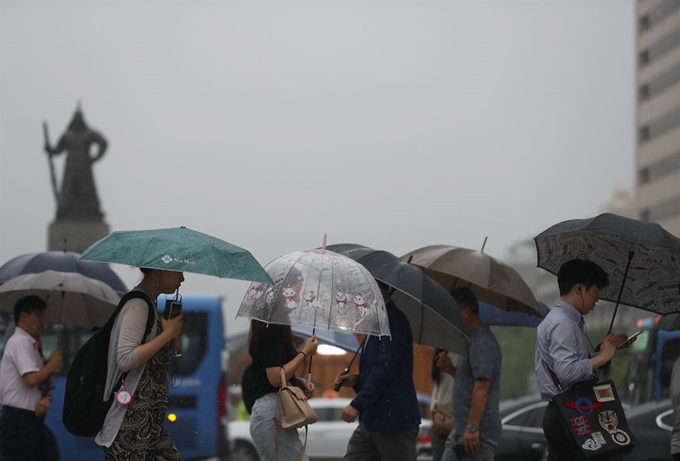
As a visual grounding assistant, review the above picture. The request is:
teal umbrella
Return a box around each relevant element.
[80,227,272,284]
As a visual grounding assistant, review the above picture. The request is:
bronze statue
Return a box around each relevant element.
[43,106,107,221]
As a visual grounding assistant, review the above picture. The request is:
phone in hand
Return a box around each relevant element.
[452,443,469,459]
[163,299,183,320]
[617,330,643,349]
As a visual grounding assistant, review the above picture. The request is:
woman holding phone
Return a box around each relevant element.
[95,267,185,460]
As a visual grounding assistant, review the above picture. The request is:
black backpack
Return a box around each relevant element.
[63,291,156,437]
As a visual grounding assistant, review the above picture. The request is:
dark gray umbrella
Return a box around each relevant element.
[326,243,470,356]
[534,213,680,332]
[0,251,127,293]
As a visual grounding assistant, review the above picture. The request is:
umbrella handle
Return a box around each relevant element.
[333,368,350,392]
[333,337,366,392]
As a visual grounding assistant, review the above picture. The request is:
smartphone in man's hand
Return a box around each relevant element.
[617,330,643,349]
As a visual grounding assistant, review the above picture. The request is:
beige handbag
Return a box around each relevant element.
[278,368,318,429]
[432,402,454,436]
[274,369,318,461]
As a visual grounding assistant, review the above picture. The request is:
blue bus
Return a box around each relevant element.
[626,314,680,404]
[0,294,230,461]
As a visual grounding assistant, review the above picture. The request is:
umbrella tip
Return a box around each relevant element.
[481,236,488,253]
[62,239,68,253]
[322,234,327,250]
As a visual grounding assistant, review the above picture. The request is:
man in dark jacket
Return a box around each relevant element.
[334,281,421,461]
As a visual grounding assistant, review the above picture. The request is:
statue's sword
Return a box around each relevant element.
[43,121,60,203]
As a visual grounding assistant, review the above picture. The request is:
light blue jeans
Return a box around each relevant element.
[250,392,309,461]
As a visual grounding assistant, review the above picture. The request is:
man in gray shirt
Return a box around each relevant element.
[440,287,502,461]
[535,259,631,461]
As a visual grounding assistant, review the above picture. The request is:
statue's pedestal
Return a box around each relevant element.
[48,220,109,253]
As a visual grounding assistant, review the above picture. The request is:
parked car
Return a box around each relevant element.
[229,396,432,460]
[497,394,549,461]
[229,397,356,461]
[613,398,673,461]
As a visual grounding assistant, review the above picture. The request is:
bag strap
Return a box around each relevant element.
[102,290,156,343]
[546,365,598,394]
[274,368,307,461]
[273,417,308,461]
[545,365,564,393]
[279,367,289,389]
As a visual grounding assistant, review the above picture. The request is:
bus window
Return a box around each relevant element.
[168,311,208,376]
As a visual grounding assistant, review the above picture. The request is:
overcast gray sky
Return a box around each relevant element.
[0,0,635,335]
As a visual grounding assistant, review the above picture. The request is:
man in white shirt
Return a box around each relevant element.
[0,295,62,460]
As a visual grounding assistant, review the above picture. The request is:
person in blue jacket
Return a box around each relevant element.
[334,281,421,461]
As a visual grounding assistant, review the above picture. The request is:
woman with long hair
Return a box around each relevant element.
[95,267,185,460]
[245,317,318,461]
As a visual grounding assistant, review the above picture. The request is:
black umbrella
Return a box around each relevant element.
[0,251,127,293]
[534,213,680,333]
[326,243,470,355]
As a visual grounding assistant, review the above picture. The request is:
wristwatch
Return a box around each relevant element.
[466,424,479,433]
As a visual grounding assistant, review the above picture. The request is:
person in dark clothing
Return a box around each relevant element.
[334,281,421,461]
[245,318,318,461]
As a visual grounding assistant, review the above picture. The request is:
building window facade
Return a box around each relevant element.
[639,106,680,141]
[638,150,680,185]
[639,27,680,66]
[639,194,680,222]
[639,0,680,32]
[640,63,680,100]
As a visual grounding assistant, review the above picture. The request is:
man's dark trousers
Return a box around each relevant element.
[0,405,46,461]
[543,400,586,461]
[343,423,418,461]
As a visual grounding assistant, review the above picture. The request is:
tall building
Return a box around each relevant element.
[635,0,680,237]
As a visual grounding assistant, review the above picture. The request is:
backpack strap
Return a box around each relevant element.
[102,290,156,343]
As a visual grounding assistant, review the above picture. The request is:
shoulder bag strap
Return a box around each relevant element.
[546,365,564,393]
[274,368,307,461]
[273,417,307,461]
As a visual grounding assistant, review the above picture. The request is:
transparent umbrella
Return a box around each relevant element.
[237,246,389,381]
[237,249,389,337]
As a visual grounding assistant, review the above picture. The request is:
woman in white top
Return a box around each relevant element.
[96,268,185,461]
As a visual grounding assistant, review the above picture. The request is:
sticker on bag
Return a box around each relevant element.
[571,415,592,437]
[598,410,631,446]
[593,384,615,402]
